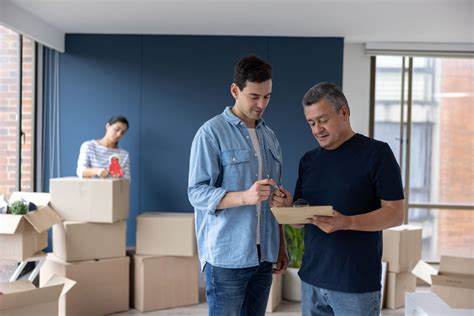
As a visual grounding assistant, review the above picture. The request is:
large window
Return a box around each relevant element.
[373,56,474,261]
[0,25,35,198]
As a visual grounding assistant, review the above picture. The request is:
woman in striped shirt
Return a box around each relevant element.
[76,115,131,180]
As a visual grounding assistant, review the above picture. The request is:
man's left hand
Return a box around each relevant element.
[273,247,289,274]
[305,210,352,233]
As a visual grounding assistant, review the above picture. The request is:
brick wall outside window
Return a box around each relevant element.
[437,59,474,258]
[0,25,33,199]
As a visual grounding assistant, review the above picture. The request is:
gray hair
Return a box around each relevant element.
[302,82,350,114]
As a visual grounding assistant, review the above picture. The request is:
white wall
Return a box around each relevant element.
[343,43,371,136]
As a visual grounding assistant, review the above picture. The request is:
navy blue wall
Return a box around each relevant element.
[46,35,343,246]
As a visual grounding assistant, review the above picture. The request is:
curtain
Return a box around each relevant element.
[42,46,61,188]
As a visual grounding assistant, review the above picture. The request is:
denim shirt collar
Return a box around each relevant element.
[223,106,266,128]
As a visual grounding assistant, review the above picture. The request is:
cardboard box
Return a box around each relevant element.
[266,273,282,313]
[136,212,196,256]
[0,275,75,316]
[50,177,129,223]
[40,253,130,316]
[405,292,473,316]
[0,192,62,261]
[383,225,422,273]
[385,271,416,309]
[412,256,474,309]
[131,254,199,312]
[53,220,126,262]
[270,206,333,224]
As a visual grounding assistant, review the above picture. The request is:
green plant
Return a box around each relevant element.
[285,225,304,268]
[9,200,28,215]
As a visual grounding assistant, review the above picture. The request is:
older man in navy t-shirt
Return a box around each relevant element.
[272,82,404,316]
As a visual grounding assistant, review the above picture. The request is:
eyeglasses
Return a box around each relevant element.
[293,198,309,207]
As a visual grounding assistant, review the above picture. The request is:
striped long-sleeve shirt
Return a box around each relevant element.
[76,140,131,180]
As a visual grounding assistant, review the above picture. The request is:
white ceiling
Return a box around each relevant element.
[2,0,473,51]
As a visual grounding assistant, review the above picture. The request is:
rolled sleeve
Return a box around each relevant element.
[188,131,226,215]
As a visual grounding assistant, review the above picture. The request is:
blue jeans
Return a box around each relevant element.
[204,261,273,316]
[301,280,381,316]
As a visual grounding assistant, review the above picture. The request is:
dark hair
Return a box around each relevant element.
[233,55,272,90]
[302,82,350,114]
[107,115,129,128]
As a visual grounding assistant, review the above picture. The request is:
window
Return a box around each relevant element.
[372,56,474,261]
[0,25,36,198]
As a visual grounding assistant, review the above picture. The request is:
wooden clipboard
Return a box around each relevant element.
[270,205,333,224]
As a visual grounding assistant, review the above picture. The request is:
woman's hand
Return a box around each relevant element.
[96,168,109,178]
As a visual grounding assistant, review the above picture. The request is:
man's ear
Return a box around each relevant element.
[230,83,240,99]
[341,104,350,118]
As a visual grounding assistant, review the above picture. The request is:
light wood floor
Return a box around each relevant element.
[114,300,405,315]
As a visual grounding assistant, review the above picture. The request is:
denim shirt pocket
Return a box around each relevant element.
[267,146,282,183]
[221,149,251,191]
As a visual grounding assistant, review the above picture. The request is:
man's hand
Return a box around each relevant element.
[305,210,351,233]
[242,179,276,205]
[271,186,293,207]
[273,246,289,274]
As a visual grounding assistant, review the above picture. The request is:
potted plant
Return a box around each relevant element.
[283,224,304,301]
[8,200,28,215]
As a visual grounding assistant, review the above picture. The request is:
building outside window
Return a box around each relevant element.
[373,56,474,261]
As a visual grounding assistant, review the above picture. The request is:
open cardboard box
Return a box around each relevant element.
[0,275,76,316]
[0,192,62,261]
[270,206,333,224]
[412,255,474,309]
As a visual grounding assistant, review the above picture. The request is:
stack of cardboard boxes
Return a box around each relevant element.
[382,225,422,309]
[0,192,75,315]
[131,212,199,312]
[39,177,130,316]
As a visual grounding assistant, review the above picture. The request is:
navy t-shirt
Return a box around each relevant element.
[295,133,404,293]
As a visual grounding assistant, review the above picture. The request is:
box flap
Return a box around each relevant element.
[42,274,76,297]
[0,214,23,234]
[23,206,62,233]
[9,192,50,207]
[439,256,474,277]
[412,260,438,284]
[0,282,62,311]
[0,280,35,294]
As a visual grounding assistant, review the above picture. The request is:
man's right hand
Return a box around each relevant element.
[271,186,293,207]
[242,179,277,205]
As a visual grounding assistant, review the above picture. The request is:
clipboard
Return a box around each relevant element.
[270,205,333,224]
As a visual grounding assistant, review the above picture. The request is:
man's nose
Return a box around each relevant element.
[313,123,323,133]
[256,99,266,109]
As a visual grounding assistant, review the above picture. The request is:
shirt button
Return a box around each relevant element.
[232,157,236,161]
[246,136,249,139]
[254,153,257,156]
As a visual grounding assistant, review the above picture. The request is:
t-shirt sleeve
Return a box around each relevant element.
[293,158,304,203]
[371,143,405,201]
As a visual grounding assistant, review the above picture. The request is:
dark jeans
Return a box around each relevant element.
[204,260,273,316]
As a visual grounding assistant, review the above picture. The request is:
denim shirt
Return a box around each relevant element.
[188,107,282,269]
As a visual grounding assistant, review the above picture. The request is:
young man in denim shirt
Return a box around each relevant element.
[188,55,288,316]
[272,83,404,316]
